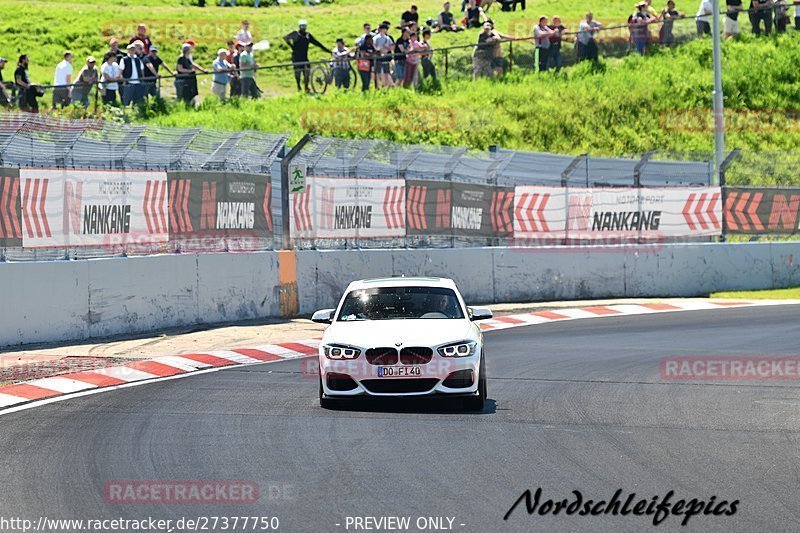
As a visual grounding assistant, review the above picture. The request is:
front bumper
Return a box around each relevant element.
[319,349,481,398]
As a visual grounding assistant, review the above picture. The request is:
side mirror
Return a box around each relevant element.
[311,309,335,324]
[468,306,493,321]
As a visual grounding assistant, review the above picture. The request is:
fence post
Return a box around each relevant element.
[280,133,313,250]
[718,148,741,242]
[444,49,449,78]
[508,41,513,72]
[93,82,99,116]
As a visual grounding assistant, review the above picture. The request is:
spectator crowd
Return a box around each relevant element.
[1,0,799,112]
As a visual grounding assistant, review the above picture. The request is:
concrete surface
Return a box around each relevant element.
[3,242,800,348]
[2,305,799,532]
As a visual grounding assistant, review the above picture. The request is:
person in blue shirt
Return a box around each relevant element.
[212,49,233,101]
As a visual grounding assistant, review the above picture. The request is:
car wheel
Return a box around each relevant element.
[464,355,487,411]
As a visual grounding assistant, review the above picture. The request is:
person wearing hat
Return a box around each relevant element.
[120,42,146,105]
[142,45,172,98]
[238,41,260,98]
[71,56,98,108]
[631,2,656,54]
[212,48,233,100]
[52,51,73,108]
[0,57,10,107]
[283,20,331,92]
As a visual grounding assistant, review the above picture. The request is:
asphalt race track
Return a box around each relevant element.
[2,305,800,533]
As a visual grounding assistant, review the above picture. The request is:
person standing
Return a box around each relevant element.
[0,58,10,107]
[631,2,657,55]
[420,29,436,81]
[393,28,410,85]
[175,42,207,104]
[724,0,743,37]
[372,23,395,88]
[120,43,146,105]
[129,24,152,54]
[15,55,38,113]
[332,38,351,89]
[357,33,376,91]
[473,22,497,78]
[143,46,173,98]
[403,32,424,88]
[578,12,602,62]
[533,17,555,72]
[548,17,566,71]
[236,20,253,45]
[284,20,330,93]
[52,51,73,108]
[100,52,122,105]
[238,41,259,98]
[230,41,243,98]
[212,48,232,100]
[71,56,98,108]
[696,0,714,36]
[749,0,774,35]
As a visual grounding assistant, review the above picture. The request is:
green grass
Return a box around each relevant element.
[711,287,800,300]
[7,0,800,178]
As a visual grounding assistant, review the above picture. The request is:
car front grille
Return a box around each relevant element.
[361,378,439,394]
[366,347,398,366]
[400,347,433,365]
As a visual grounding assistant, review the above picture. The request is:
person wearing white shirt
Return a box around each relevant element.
[696,0,714,36]
[100,52,122,104]
[236,20,253,45]
[52,51,73,107]
[577,12,602,62]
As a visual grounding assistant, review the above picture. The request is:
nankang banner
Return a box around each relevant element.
[291,177,405,239]
[19,168,169,248]
[724,187,800,235]
[514,186,722,241]
[0,167,22,247]
[167,172,273,243]
[406,180,514,237]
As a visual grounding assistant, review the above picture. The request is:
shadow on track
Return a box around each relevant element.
[321,397,497,415]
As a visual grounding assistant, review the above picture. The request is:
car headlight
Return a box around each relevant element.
[323,344,361,359]
[437,340,478,357]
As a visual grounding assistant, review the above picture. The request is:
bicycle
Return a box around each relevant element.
[309,59,359,94]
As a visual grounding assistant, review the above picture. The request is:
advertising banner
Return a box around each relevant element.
[0,167,22,247]
[19,168,169,248]
[291,177,405,239]
[513,186,722,241]
[724,187,800,235]
[406,180,514,237]
[167,171,273,243]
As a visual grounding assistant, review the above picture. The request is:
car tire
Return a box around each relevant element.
[464,355,487,411]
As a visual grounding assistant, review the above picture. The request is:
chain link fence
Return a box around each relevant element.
[0,113,287,260]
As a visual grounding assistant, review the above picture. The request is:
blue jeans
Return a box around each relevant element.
[634,39,646,55]
[334,68,350,89]
[394,61,406,82]
[548,47,562,71]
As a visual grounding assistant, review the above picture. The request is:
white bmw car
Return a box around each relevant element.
[312,277,492,410]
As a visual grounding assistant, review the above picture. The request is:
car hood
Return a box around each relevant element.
[324,319,476,348]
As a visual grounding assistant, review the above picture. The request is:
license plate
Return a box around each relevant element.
[378,366,421,377]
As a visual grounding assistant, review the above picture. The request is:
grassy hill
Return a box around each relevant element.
[4,0,800,169]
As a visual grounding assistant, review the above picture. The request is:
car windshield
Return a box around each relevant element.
[337,286,465,321]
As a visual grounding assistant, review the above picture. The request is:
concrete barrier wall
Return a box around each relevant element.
[295,242,800,312]
[1,253,280,347]
[2,243,800,347]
